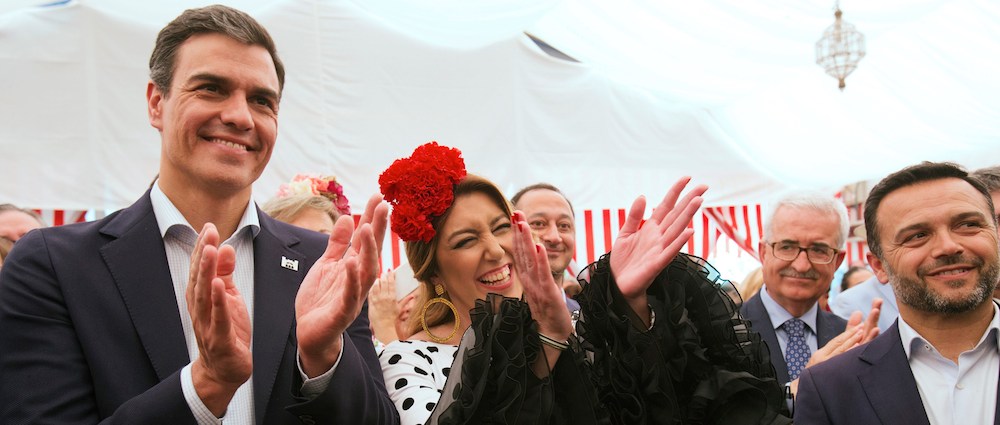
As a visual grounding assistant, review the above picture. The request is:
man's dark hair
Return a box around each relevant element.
[511,183,575,216]
[840,265,870,292]
[149,5,285,96]
[864,161,994,259]
[0,204,45,226]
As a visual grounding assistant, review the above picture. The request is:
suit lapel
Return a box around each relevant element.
[743,295,790,384]
[857,324,930,425]
[100,194,189,380]
[251,212,308,423]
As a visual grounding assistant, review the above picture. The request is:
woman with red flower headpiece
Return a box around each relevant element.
[378,142,790,425]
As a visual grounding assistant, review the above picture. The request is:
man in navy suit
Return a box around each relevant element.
[740,192,851,388]
[796,162,1000,425]
[0,5,398,424]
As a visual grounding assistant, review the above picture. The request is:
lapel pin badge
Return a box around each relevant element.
[280,256,299,272]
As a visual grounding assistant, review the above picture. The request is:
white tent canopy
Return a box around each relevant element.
[2,0,998,212]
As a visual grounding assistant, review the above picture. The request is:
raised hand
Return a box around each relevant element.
[186,223,252,416]
[789,301,882,396]
[295,194,388,378]
[858,298,882,344]
[511,211,573,370]
[350,194,390,286]
[368,268,401,344]
[609,177,707,321]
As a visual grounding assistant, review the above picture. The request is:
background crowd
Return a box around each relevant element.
[1,5,998,425]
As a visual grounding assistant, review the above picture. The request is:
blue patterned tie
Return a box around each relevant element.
[783,318,811,380]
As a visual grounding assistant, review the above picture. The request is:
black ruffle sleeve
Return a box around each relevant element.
[575,253,791,425]
[429,294,607,425]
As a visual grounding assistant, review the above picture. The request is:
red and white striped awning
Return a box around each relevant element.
[40,202,870,271]
[381,205,767,272]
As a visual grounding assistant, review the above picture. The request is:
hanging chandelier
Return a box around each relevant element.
[815,3,866,90]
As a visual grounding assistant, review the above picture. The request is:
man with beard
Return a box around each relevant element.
[795,162,1000,425]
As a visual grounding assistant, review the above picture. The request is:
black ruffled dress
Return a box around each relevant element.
[429,254,791,425]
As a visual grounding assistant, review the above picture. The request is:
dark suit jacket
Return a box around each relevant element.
[795,322,1000,425]
[0,193,398,424]
[740,292,847,386]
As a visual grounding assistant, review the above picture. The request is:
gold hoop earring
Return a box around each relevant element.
[420,283,460,344]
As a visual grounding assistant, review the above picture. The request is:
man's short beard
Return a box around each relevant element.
[888,254,999,315]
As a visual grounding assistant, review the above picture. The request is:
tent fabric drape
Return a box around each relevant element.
[2,0,999,215]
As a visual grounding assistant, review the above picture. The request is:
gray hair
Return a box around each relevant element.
[971,165,1000,193]
[261,194,338,224]
[762,192,850,249]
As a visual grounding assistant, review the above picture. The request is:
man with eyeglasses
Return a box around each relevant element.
[740,193,853,389]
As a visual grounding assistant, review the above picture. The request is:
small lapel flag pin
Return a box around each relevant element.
[280,256,299,272]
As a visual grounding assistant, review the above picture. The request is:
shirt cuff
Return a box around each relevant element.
[181,363,225,425]
[297,335,344,397]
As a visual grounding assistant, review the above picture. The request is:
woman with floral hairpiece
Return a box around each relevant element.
[377,142,790,425]
[262,174,352,233]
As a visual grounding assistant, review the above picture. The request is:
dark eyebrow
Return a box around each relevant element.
[188,73,227,86]
[894,211,989,240]
[893,221,929,241]
[954,211,989,224]
[526,211,573,221]
[250,86,281,104]
[188,72,280,103]
[446,213,507,244]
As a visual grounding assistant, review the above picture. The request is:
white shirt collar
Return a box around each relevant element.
[149,180,260,240]
[899,300,1000,359]
[760,283,819,333]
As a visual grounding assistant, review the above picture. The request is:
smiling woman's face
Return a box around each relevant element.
[432,192,522,313]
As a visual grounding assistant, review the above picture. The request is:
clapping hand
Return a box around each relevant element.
[368,268,401,344]
[187,223,253,416]
[806,298,882,368]
[511,211,574,370]
[789,298,882,396]
[296,194,388,377]
[610,177,707,325]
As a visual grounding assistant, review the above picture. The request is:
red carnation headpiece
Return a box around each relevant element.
[379,142,466,242]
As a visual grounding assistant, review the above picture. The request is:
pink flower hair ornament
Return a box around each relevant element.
[379,142,467,242]
[276,174,352,216]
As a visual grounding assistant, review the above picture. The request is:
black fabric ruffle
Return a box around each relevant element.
[430,295,551,424]
[428,254,790,425]
[575,253,790,425]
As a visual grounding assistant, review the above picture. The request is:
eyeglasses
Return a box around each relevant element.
[768,242,839,264]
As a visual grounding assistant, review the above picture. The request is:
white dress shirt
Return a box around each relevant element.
[898,302,1000,425]
[151,183,339,424]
